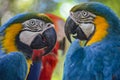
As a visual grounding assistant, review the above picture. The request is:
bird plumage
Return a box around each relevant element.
[0,13,57,80]
[63,2,120,80]
[27,14,65,80]
[39,14,65,80]
[0,51,27,80]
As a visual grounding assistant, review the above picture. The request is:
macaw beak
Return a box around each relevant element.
[65,17,88,43]
[30,27,57,56]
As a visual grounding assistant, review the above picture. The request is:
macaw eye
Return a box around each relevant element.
[29,19,36,26]
[82,10,88,17]
[22,19,45,31]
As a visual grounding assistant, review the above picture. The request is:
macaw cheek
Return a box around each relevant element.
[19,30,47,49]
[79,23,95,38]
[19,27,57,56]
[19,31,41,46]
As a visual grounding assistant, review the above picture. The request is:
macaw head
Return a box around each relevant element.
[46,13,65,41]
[45,13,66,54]
[65,2,120,46]
[0,13,57,59]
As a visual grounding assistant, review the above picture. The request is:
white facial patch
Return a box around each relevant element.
[22,19,55,32]
[70,10,96,38]
[20,19,55,46]
[70,10,96,24]
[22,19,45,32]
[79,23,95,38]
[19,31,40,46]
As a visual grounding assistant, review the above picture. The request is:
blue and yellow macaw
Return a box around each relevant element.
[0,13,57,80]
[27,13,66,80]
[63,2,120,80]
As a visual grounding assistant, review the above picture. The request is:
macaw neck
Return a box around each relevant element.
[1,24,22,53]
[1,23,33,78]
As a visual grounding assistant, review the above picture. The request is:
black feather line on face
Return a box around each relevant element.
[15,32,33,59]
[84,26,96,46]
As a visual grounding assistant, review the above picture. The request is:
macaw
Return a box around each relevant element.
[63,2,120,80]
[28,42,59,80]
[0,13,57,80]
[38,13,65,80]
[27,13,65,80]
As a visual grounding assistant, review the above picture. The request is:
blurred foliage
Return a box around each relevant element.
[36,0,59,12]
[52,51,65,80]
[0,0,120,23]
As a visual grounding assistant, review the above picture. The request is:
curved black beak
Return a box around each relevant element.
[30,27,57,56]
[65,17,87,43]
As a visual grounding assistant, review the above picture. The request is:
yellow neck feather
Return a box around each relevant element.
[2,23,22,53]
[1,23,33,79]
[26,59,32,79]
[86,16,109,46]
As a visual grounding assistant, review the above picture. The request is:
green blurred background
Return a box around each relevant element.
[0,0,120,80]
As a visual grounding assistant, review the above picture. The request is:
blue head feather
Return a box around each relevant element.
[71,2,120,36]
[0,13,27,34]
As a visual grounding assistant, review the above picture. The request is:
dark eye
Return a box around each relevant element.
[82,11,88,17]
[29,20,35,26]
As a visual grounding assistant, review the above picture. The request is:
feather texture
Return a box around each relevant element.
[0,51,27,80]
[63,2,120,80]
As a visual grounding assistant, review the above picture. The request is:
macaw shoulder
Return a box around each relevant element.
[64,40,120,79]
[0,52,27,80]
[64,40,84,70]
[85,40,120,69]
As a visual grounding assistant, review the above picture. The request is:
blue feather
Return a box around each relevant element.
[0,13,27,33]
[63,38,120,80]
[27,61,41,80]
[0,52,27,80]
